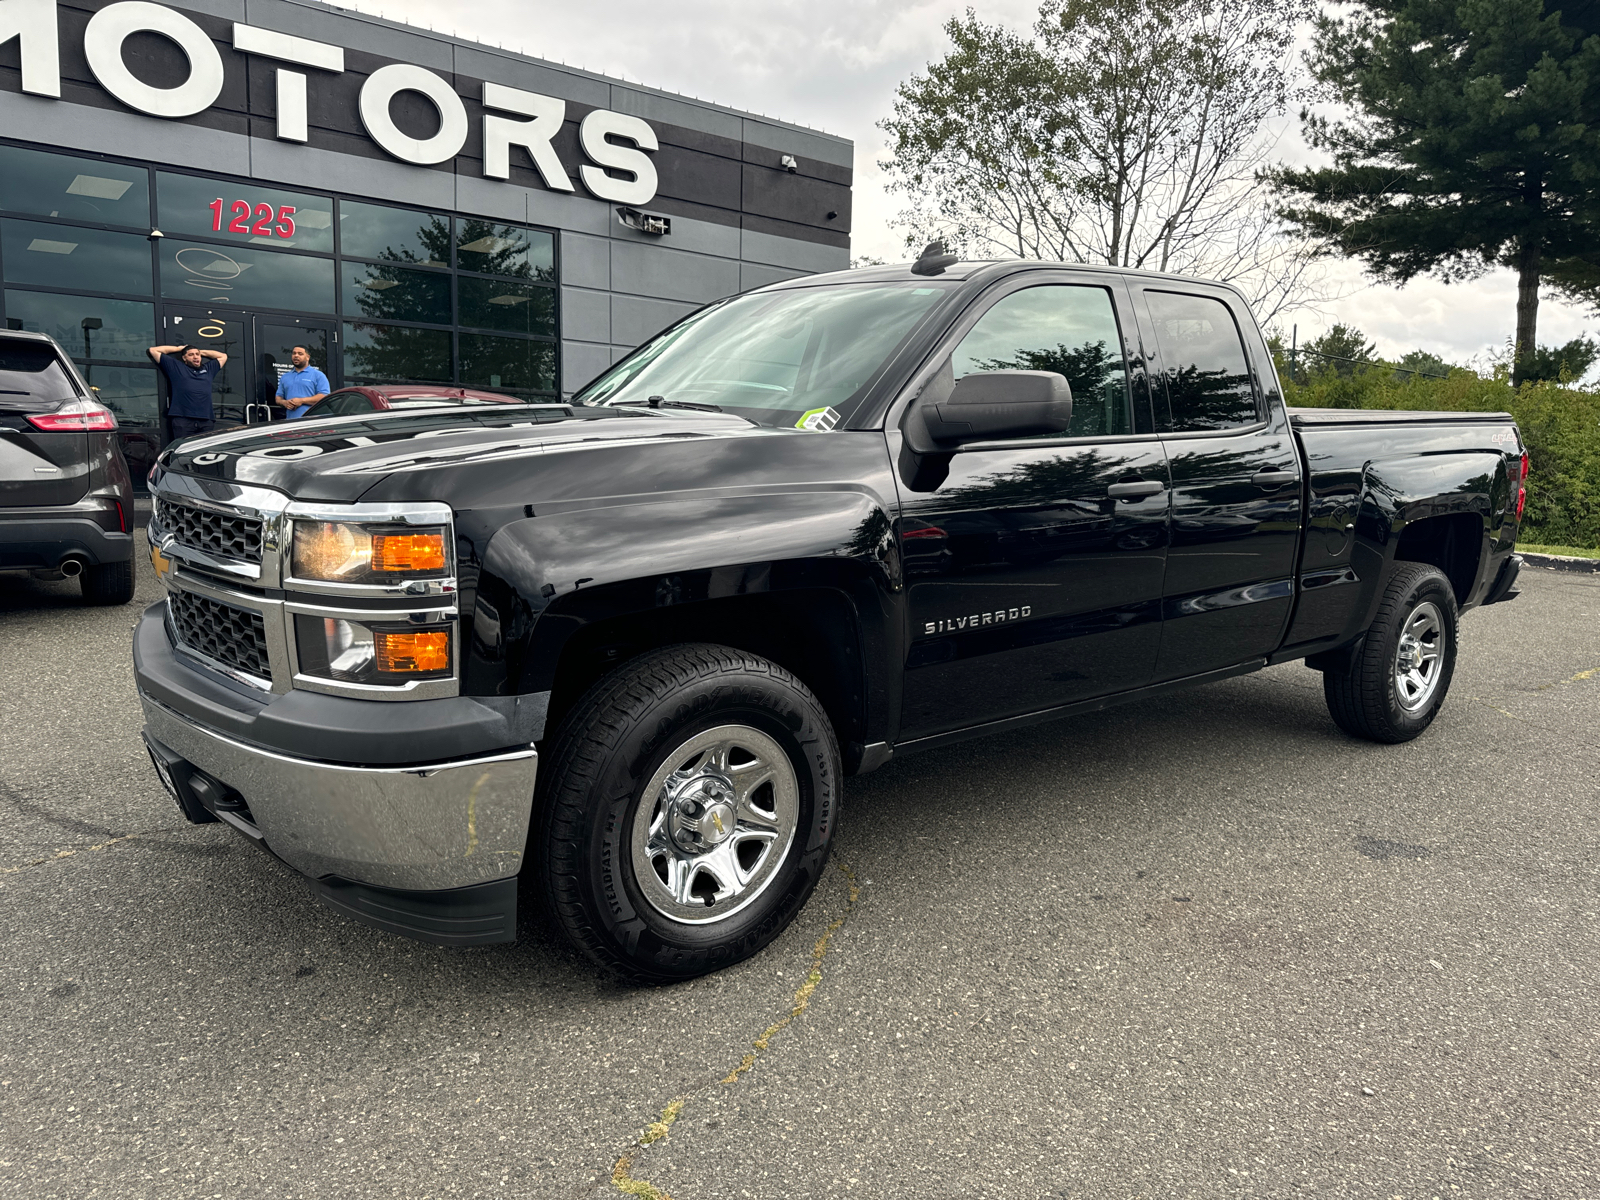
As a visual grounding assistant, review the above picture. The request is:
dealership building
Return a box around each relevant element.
[0,0,854,481]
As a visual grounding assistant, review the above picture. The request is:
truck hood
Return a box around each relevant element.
[155,403,762,502]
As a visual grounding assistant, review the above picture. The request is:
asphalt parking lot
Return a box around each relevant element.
[1,539,1596,1200]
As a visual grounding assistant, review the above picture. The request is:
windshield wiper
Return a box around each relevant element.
[610,394,724,413]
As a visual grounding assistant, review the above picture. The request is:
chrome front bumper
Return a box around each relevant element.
[140,694,537,892]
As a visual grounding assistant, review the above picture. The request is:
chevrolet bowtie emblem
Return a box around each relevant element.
[711,811,726,836]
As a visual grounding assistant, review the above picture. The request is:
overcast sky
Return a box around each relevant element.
[334,0,1595,369]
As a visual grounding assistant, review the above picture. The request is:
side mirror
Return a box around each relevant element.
[921,370,1073,444]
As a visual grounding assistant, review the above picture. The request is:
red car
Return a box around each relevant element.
[299,385,530,419]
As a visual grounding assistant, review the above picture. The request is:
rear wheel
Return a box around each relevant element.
[80,559,135,605]
[1322,562,1458,744]
[538,644,840,983]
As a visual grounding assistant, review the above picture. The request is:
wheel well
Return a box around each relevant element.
[1393,513,1481,605]
[542,589,867,767]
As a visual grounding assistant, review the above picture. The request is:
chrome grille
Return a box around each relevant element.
[157,498,263,563]
[168,590,271,680]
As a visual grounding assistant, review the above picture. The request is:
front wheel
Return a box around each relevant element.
[1322,562,1459,744]
[538,644,840,983]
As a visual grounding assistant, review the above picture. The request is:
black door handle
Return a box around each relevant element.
[1107,480,1166,499]
[1251,470,1297,486]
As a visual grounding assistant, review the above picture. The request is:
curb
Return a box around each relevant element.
[1521,551,1600,574]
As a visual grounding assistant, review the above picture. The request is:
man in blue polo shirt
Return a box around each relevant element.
[147,342,227,440]
[275,345,330,419]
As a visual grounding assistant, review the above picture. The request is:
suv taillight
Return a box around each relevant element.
[27,396,117,432]
[1516,451,1529,520]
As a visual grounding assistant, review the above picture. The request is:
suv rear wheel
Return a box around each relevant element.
[537,644,840,983]
[80,559,135,605]
[1322,562,1459,743]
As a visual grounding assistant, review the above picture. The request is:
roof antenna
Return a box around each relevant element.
[911,239,958,276]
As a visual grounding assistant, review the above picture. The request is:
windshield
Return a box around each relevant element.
[576,282,953,429]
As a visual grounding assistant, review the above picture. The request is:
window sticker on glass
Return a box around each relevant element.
[795,406,841,431]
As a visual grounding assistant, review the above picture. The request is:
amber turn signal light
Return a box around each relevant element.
[374,629,451,673]
[371,532,446,574]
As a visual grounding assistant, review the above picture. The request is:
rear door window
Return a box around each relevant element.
[1145,291,1259,432]
[950,284,1131,437]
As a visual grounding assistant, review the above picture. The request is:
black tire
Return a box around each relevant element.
[1322,562,1459,744]
[538,643,840,983]
[80,559,135,605]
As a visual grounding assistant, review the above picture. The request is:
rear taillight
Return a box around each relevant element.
[1515,451,1529,520]
[113,499,127,533]
[1520,451,1530,482]
[26,396,117,432]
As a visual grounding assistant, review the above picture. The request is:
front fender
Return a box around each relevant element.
[462,488,903,712]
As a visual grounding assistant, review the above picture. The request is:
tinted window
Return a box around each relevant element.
[339,202,451,267]
[156,173,334,253]
[459,334,556,392]
[86,363,159,425]
[0,341,81,410]
[458,277,555,336]
[344,322,452,383]
[341,262,451,325]
[456,220,553,280]
[160,240,334,313]
[1146,291,1257,431]
[2,219,152,296]
[4,291,155,362]
[309,391,375,417]
[952,285,1131,437]
[0,145,149,228]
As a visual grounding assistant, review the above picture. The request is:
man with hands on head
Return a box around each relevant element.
[275,344,330,420]
[148,342,226,440]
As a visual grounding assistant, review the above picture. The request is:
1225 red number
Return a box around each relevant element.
[208,198,297,239]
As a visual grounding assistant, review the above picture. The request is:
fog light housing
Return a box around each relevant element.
[294,615,453,686]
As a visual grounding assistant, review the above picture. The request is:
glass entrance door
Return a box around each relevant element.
[162,306,251,428]
[255,316,336,421]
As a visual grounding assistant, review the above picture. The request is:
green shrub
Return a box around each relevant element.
[1276,361,1600,549]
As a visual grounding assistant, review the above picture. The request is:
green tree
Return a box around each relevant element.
[1303,323,1376,376]
[1395,349,1452,379]
[879,0,1320,321]
[1272,0,1600,385]
[1519,335,1600,382]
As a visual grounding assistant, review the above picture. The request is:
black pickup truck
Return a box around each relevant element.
[135,255,1526,981]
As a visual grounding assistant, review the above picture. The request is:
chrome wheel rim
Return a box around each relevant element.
[629,724,799,925]
[1394,600,1446,713]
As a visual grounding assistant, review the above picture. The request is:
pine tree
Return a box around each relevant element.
[1272,0,1600,385]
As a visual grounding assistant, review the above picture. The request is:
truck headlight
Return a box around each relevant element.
[291,521,448,584]
[293,615,454,685]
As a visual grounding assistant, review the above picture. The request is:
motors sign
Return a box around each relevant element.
[0,0,659,205]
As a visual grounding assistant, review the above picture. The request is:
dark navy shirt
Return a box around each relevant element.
[159,355,221,419]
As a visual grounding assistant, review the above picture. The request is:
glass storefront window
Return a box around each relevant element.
[456,220,554,281]
[458,277,555,337]
[341,262,451,326]
[1,219,153,296]
[157,173,335,254]
[0,145,150,229]
[3,291,156,362]
[85,363,160,426]
[459,333,555,392]
[340,201,450,267]
[160,240,334,313]
[344,321,452,382]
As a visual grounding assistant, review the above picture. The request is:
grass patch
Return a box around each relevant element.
[1519,543,1600,559]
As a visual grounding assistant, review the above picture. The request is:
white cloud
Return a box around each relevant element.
[339,0,1594,367]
